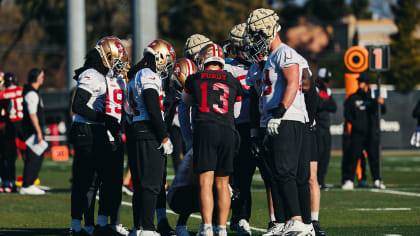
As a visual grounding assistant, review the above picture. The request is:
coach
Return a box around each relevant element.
[19,68,46,195]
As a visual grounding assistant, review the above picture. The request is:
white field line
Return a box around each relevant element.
[370,189,420,197]
[96,196,267,233]
[351,208,411,211]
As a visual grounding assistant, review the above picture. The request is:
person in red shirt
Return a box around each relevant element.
[0,73,24,193]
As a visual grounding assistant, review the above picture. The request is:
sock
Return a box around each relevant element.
[84,225,95,235]
[270,214,276,222]
[97,215,108,227]
[156,208,167,223]
[70,219,82,232]
[216,225,226,232]
[204,223,212,229]
[311,212,319,221]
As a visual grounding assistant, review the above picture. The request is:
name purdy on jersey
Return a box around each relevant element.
[127,68,164,123]
[224,59,250,125]
[262,43,308,123]
[73,69,107,125]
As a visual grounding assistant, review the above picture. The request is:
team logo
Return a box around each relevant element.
[168,44,176,58]
[115,42,125,54]
[174,64,181,77]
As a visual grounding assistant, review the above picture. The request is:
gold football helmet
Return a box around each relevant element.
[95,36,129,76]
[196,43,225,71]
[184,34,212,61]
[144,39,176,79]
[172,58,197,90]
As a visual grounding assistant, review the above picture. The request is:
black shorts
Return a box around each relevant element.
[193,122,236,173]
[303,125,318,162]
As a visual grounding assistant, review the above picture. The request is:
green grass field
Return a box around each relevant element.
[1,151,420,236]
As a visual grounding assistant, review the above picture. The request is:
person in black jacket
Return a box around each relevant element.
[342,74,386,190]
[314,68,337,189]
[410,100,420,147]
[19,68,46,196]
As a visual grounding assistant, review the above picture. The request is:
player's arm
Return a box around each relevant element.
[182,76,195,106]
[234,78,243,119]
[249,87,260,128]
[301,68,312,93]
[72,88,105,122]
[143,88,168,142]
[343,97,354,124]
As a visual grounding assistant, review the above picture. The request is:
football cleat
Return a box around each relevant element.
[311,221,326,236]
[282,220,314,236]
[215,226,227,236]
[262,222,284,236]
[140,230,161,236]
[144,39,176,80]
[358,179,369,188]
[95,36,129,76]
[341,180,354,190]
[19,185,45,195]
[113,224,130,236]
[196,43,225,71]
[128,229,141,236]
[156,218,175,236]
[231,219,252,235]
[196,224,213,236]
[184,34,212,60]
[374,179,386,189]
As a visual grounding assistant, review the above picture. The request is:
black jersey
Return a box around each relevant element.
[184,69,242,129]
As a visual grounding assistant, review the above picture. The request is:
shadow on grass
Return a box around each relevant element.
[0,228,69,236]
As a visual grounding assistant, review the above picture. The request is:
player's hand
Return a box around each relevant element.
[377,96,384,105]
[267,118,281,136]
[36,131,43,143]
[104,115,120,134]
[158,137,173,155]
[250,128,262,159]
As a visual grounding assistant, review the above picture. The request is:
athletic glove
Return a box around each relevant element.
[158,138,173,155]
[250,128,262,160]
[267,118,281,136]
[104,115,120,135]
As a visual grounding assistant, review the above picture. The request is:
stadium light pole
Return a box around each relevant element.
[66,0,86,91]
[131,0,157,63]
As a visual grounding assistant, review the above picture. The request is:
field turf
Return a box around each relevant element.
[0,151,420,235]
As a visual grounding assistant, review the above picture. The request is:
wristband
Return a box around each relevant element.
[268,103,287,119]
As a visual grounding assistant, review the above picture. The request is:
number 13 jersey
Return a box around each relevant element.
[184,69,242,129]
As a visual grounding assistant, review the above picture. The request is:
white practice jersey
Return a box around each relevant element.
[105,74,126,123]
[262,43,307,123]
[296,54,310,122]
[126,68,164,122]
[73,69,107,125]
[246,63,269,127]
[224,59,250,124]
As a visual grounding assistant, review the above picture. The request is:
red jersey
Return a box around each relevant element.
[0,85,24,122]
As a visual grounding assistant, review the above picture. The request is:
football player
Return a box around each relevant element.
[246,8,314,235]
[126,39,175,236]
[69,36,129,236]
[223,23,254,236]
[179,34,213,151]
[300,59,327,236]
[167,58,198,236]
[182,43,242,236]
[0,73,24,193]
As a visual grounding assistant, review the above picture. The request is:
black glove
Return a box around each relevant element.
[250,128,262,160]
[104,115,121,141]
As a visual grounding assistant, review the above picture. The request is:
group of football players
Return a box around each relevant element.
[69,7,331,236]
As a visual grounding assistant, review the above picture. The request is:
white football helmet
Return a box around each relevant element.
[245,8,280,63]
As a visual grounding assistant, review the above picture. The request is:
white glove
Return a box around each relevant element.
[267,118,281,136]
[158,138,173,155]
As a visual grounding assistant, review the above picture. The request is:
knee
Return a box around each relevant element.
[309,174,318,186]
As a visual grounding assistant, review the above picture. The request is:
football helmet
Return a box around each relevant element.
[144,39,176,79]
[172,58,197,90]
[184,34,212,61]
[245,8,280,63]
[95,36,129,76]
[196,43,225,71]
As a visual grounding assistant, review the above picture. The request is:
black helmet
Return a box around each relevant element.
[4,73,16,87]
